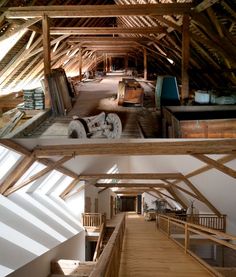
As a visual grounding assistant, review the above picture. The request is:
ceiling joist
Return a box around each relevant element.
[4,4,195,19]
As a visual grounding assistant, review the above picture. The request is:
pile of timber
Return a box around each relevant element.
[47,68,73,116]
[23,87,45,110]
[0,109,25,137]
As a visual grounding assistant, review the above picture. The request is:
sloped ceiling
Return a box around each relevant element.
[2,138,235,235]
[0,0,235,94]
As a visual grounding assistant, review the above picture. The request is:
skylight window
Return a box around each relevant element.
[13,161,46,193]
[0,29,27,62]
[0,146,22,182]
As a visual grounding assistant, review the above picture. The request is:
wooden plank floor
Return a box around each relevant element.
[25,74,160,138]
[119,213,212,277]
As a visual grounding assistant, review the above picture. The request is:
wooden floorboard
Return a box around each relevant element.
[118,213,212,277]
[25,74,160,138]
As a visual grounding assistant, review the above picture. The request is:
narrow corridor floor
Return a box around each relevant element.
[118,213,211,277]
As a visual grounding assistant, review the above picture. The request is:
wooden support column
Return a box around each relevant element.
[109,56,112,71]
[106,54,109,72]
[103,54,106,72]
[94,52,97,73]
[143,47,147,80]
[181,14,190,101]
[79,46,82,81]
[42,14,51,108]
[125,54,128,72]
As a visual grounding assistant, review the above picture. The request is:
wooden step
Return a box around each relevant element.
[51,259,96,276]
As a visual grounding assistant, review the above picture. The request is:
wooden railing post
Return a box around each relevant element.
[167,218,170,237]
[184,223,189,254]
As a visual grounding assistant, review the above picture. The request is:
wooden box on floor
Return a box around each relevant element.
[162,105,236,138]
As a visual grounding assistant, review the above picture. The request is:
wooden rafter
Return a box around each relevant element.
[0,153,35,195]
[194,0,219,13]
[4,155,73,196]
[146,191,174,210]
[162,179,201,201]
[0,17,40,42]
[191,154,236,179]
[98,187,109,194]
[182,176,221,217]
[181,14,190,100]
[60,178,79,199]
[166,187,187,209]
[0,140,78,179]
[4,4,194,19]
[152,190,176,210]
[33,140,236,157]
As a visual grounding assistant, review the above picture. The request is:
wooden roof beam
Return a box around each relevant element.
[162,179,201,201]
[0,153,35,195]
[166,187,187,209]
[146,191,174,210]
[33,140,236,157]
[4,4,195,19]
[182,177,222,217]
[68,37,149,43]
[194,0,219,13]
[60,178,79,199]
[95,183,169,188]
[0,140,78,179]
[79,173,183,181]
[4,155,73,196]
[0,17,40,42]
[50,27,165,35]
[191,154,236,179]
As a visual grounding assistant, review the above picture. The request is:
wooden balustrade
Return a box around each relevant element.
[89,213,126,277]
[173,214,226,232]
[82,213,106,228]
[93,222,105,262]
[158,214,236,276]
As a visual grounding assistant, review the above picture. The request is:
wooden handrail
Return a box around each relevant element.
[89,213,126,277]
[173,214,226,232]
[158,214,236,276]
[82,213,105,228]
[93,222,105,262]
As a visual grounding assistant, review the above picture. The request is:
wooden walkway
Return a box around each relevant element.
[119,213,211,277]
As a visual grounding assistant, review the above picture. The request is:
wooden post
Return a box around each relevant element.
[94,52,97,73]
[125,54,128,73]
[103,54,106,72]
[184,223,189,253]
[79,46,82,81]
[167,218,170,237]
[143,47,147,80]
[181,14,190,101]
[109,56,112,71]
[42,14,51,108]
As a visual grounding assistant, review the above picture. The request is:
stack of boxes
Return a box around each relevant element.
[23,88,45,110]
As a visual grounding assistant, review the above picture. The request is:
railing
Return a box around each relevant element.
[82,213,106,228]
[173,214,226,232]
[158,214,236,277]
[93,222,105,262]
[89,213,126,277]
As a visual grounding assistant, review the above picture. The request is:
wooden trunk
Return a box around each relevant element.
[162,105,236,138]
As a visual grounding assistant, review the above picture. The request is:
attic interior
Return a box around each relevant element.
[0,1,236,277]
[0,0,236,138]
[0,138,235,277]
